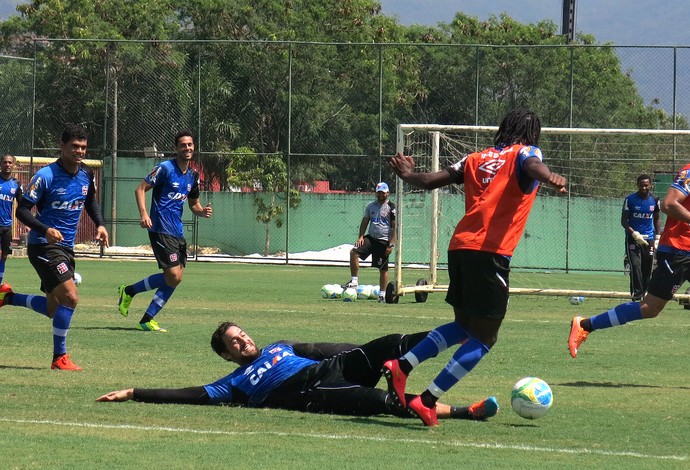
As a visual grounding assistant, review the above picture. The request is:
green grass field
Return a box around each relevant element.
[0,259,688,469]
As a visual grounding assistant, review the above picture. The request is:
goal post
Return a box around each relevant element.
[389,123,690,303]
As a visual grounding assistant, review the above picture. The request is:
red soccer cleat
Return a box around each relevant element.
[0,282,13,307]
[51,354,83,371]
[382,359,408,409]
[408,395,439,427]
[568,316,589,358]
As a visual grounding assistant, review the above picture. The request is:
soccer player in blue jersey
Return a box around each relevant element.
[0,125,109,370]
[97,322,498,421]
[621,174,660,301]
[569,163,690,358]
[117,130,213,332]
[0,154,23,284]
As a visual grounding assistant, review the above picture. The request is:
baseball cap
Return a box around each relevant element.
[375,182,389,192]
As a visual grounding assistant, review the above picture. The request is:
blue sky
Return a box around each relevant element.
[378,0,690,46]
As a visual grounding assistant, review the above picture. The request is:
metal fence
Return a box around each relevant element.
[1,40,690,271]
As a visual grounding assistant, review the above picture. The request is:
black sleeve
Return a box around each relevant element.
[84,172,106,227]
[15,197,50,235]
[132,386,211,405]
[14,182,22,202]
[188,170,201,199]
[290,342,360,360]
[445,156,466,184]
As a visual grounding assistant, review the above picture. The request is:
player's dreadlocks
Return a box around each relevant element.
[493,108,541,147]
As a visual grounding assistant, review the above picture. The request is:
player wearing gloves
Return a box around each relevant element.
[97,322,498,423]
[621,174,660,301]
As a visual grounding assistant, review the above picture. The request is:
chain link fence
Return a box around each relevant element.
[2,40,690,272]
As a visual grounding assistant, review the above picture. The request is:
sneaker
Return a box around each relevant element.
[137,320,167,332]
[117,284,133,317]
[568,316,589,358]
[0,282,13,307]
[467,396,499,420]
[378,293,385,303]
[408,395,438,427]
[345,281,358,288]
[51,354,83,371]
[382,359,408,408]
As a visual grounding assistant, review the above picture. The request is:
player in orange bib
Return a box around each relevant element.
[383,108,567,426]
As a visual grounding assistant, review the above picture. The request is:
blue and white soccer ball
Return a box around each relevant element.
[73,272,82,286]
[511,377,553,419]
[569,296,585,305]
[368,285,380,300]
[342,287,357,302]
[356,285,373,300]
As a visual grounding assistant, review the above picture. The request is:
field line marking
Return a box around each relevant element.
[0,417,686,461]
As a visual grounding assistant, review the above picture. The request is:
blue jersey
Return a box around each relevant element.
[144,160,200,238]
[203,343,318,406]
[623,192,659,239]
[23,161,95,248]
[0,176,22,227]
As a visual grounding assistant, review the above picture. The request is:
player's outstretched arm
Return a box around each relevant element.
[96,388,134,402]
[388,152,455,190]
[522,158,567,193]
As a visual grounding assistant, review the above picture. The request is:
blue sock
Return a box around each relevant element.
[130,273,167,295]
[590,302,643,330]
[52,304,75,355]
[9,293,48,316]
[427,338,490,399]
[144,284,175,319]
[402,322,469,367]
[0,259,5,283]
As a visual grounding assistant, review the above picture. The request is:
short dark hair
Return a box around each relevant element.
[637,174,651,184]
[494,108,541,147]
[211,321,239,356]
[2,154,15,162]
[174,130,194,147]
[61,124,88,144]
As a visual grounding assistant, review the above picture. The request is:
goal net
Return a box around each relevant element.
[389,123,690,303]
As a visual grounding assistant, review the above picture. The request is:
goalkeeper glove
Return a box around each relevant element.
[654,234,661,250]
[631,231,649,248]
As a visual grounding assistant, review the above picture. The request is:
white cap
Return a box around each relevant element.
[375,182,389,192]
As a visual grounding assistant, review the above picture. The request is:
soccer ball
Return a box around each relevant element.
[321,284,335,299]
[511,377,553,419]
[368,285,380,300]
[569,296,585,305]
[73,272,82,286]
[356,285,372,300]
[342,287,357,302]
[331,284,344,299]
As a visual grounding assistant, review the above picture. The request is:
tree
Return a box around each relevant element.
[226,146,301,256]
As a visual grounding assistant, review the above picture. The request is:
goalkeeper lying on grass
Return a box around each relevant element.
[97,322,498,423]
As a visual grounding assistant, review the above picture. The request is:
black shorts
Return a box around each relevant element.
[353,235,390,271]
[0,226,12,255]
[149,231,187,269]
[647,251,690,300]
[262,332,428,417]
[28,244,75,293]
[445,249,510,320]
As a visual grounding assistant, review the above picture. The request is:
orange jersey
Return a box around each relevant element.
[658,163,690,253]
[448,144,542,256]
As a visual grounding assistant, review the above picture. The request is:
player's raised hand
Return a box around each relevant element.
[388,152,415,176]
[548,172,568,194]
